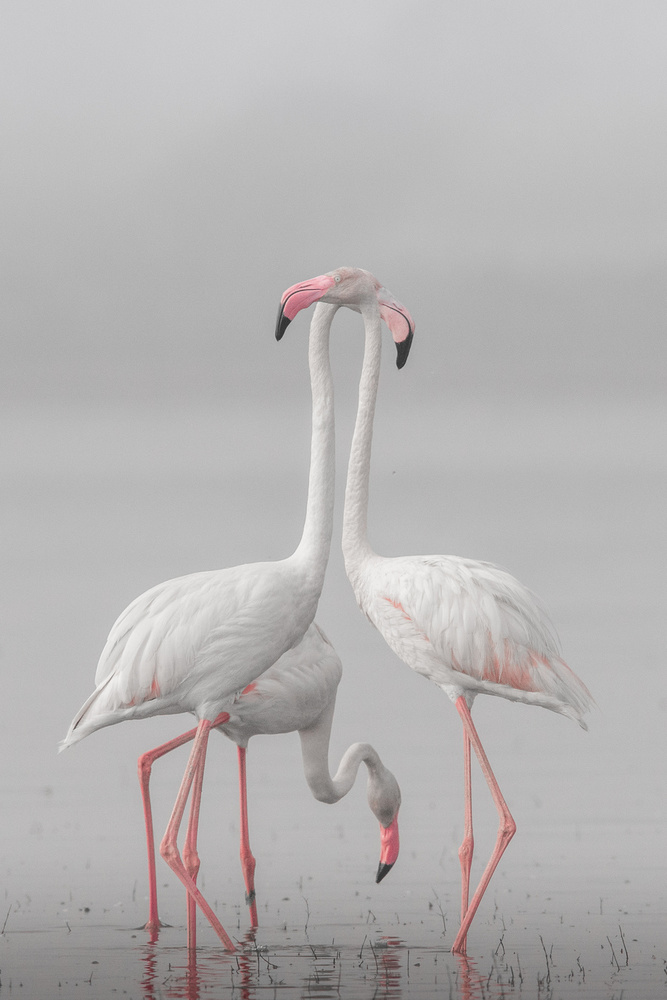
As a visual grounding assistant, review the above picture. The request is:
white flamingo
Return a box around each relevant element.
[278,266,594,955]
[138,622,400,937]
[60,296,342,952]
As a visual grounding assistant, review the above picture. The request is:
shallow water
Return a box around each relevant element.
[3,837,666,999]
[1,398,665,997]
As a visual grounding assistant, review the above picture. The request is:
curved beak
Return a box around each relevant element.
[275,302,292,341]
[376,860,394,884]
[375,814,400,883]
[275,274,336,340]
[377,288,415,369]
[394,331,414,370]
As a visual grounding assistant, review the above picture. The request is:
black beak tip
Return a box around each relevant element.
[275,308,291,341]
[395,330,414,369]
[376,861,394,884]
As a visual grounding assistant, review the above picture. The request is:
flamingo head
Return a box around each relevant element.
[275,266,415,369]
[367,762,401,883]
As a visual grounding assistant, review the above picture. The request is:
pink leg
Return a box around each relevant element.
[237,746,258,926]
[159,719,236,952]
[451,697,516,955]
[183,741,207,952]
[137,711,230,936]
[138,725,199,934]
[458,728,474,922]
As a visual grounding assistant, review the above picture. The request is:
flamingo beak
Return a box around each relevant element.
[376,860,394,884]
[394,331,414,370]
[275,274,337,340]
[375,815,400,883]
[275,303,293,341]
[377,289,415,369]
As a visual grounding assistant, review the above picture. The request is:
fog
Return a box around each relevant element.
[3,1,665,403]
[1,3,666,996]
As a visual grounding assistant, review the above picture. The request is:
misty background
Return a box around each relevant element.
[1,0,665,960]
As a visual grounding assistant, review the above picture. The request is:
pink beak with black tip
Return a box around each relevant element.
[377,287,415,370]
[275,274,336,341]
[376,814,400,883]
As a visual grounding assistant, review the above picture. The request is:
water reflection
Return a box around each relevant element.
[139,942,229,1000]
[452,954,511,1000]
[375,936,403,997]
[137,935,522,1000]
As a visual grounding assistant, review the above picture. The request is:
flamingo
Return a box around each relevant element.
[277,266,594,955]
[138,622,400,939]
[60,295,342,952]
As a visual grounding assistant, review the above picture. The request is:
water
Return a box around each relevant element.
[1,397,665,997]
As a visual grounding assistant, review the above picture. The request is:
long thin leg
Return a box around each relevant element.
[458,727,474,922]
[138,726,199,934]
[183,741,207,951]
[138,712,230,935]
[159,719,236,952]
[451,697,516,955]
[237,746,258,926]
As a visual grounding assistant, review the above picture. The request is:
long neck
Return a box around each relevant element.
[292,303,337,583]
[298,701,385,804]
[342,301,382,578]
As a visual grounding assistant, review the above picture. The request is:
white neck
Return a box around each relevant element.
[342,300,382,581]
[298,701,388,805]
[291,302,337,588]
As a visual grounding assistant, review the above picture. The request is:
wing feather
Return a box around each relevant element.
[361,554,591,719]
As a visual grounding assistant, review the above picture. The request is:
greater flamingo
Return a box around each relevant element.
[138,622,400,939]
[277,266,593,955]
[61,296,342,951]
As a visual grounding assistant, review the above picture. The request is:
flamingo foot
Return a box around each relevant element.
[143,918,169,933]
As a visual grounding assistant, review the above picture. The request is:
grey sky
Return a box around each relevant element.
[2,1,666,402]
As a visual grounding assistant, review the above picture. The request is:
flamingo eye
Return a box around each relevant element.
[334,274,341,283]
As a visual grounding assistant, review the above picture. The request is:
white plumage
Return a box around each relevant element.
[221,620,343,743]
[358,553,591,724]
[62,562,321,742]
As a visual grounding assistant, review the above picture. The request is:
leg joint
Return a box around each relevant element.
[137,754,153,782]
[458,835,474,867]
[159,837,179,866]
[501,814,517,843]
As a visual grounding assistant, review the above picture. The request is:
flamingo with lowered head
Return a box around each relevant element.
[277,266,594,955]
[60,293,343,952]
[138,622,400,939]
